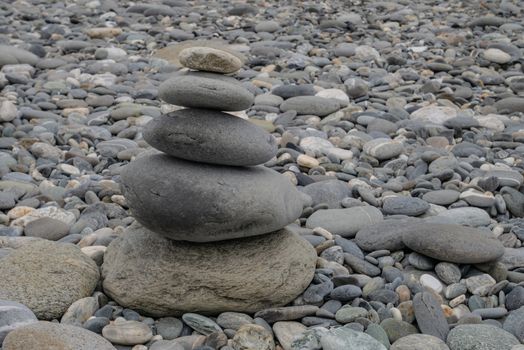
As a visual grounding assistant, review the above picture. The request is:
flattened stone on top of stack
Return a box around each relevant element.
[102,45,317,316]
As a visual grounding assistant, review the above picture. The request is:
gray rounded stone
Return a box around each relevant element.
[413,292,449,340]
[446,324,519,350]
[363,138,404,161]
[102,224,316,316]
[505,286,524,311]
[158,72,254,111]
[0,240,99,320]
[23,217,70,241]
[2,321,116,350]
[216,312,254,331]
[0,45,39,67]
[299,179,352,209]
[255,20,280,33]
[391,334,449,350]
[156,317,184,340]
[422,190,460,206]
[280,96,340,116]
[355,219,419,251]
[494,97,524,113]
[0,300,37,344]
[382,197,430,216]
[435,262,461,285]
[380,319,418,344]
[402,223,504,264]
[144,109,277,166]
[503,306,524,342]
[305,206,383,238]
[429,207,491,227]
[178,47,242,73]
[335,306,368,323]
[365,324,390,349]
[232,324,274,350]
[121,153,303,242]
[182,313,221,335]
[101,320,152,345]
[320,327,387,350]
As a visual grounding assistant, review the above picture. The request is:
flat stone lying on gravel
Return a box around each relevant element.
[0,300,37,343]
[435,262,461,285]
[382,196,430,216]
[144,109,277,166]
[102,319,153,345]
[0,240,99,320]
[363,138,404,160]
[413,292,449,340]
[429,207,492,227]
[0,45,39,66]
[232,324,275,350]
[355,219,418,251]
[380,319,418,343]
[505,287,524,311]
[23,216,70,240]
[306,206,383,237]
[494,97,524,113]
[254,306,319,323]
[335,306,368,323]
[178,46,242,73]
[182,313,222,335]
[216,312,253,331]
[299,179,351,209]
[503,306,524,342]
[320,327,387,350]
[410,105,457,125]
[402,223,504,264]
[273,321,306,350]
[121,153,303,242]
[446,324,519,350]
[158,71,254,111]
[280,96,340,116]
[155,317,183,340]
[2,321,116,350]
[422,190,460,206]
[483,48,512,64]
[391,334,449,350]
[102,224,316,316]
[61,297,98,326]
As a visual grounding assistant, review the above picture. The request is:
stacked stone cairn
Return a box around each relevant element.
[101,46,317,316]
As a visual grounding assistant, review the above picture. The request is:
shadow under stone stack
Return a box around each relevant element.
[101,46,317,316]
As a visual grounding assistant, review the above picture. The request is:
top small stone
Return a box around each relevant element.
[179,47,243,74]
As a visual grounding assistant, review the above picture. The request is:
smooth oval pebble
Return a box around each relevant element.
[179,46,242,73]
[3,321,115,350]
[0,300,37,343]
[402,223,504,264]
[391,334,449,350]
[232,324,275,350]
[144,109,277,166]
[102,320,153,345]
[355,219,419,251]
[158,72,254,111]
[182,313,222,335]
[280,96,340,116]
[306,206,383,238]
[446,324,519,350]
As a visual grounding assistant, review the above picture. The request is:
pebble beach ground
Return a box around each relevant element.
[1,0,524,349]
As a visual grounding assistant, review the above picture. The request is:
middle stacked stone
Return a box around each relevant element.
[102,46,316,316]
